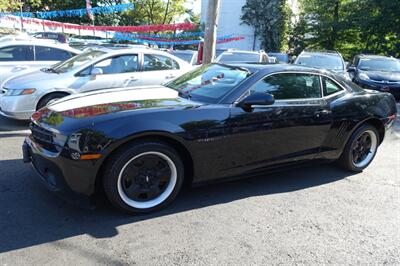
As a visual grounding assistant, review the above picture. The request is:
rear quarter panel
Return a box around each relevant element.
[319,91,396,159]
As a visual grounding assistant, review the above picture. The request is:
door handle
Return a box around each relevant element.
[128,76,138,81]
[315,109,331,118]
[124,77,138,86]
[165,74,176,79]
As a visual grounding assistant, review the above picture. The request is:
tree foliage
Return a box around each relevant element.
[241,0,291,52]
[119,0,187,26]
[1,0,188,28]
[292,0,400,59]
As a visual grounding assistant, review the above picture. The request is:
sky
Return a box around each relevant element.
[186,0,201,14]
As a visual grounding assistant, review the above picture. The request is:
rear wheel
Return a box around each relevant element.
[103,141,184,214]
[37,93,68,110]
[339,124,379,172]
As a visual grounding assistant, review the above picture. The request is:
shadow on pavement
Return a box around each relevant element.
[0,158,355,253]
[0,116,29,132]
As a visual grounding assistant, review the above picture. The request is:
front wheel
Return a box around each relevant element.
[339,124,379,172]
[103,141,184,214]
[37,93,67,110]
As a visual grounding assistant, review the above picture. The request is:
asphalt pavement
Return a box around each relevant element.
[0,108,399,265]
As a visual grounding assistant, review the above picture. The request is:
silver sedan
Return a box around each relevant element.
[0,39,80,86]
[0,47,192,120]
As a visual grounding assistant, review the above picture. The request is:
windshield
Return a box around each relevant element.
[165,64,250,103]
[171,52,195,63]
[52,50,106,73]
[358,58,400,72]
[217,52,260,63]
[296,54,344,70]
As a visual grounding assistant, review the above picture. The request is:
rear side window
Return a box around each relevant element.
[144,54,179,71]
[35,46,73,61]
[322,76,343,96]
[251,73,322,100]
[0,45,34,61]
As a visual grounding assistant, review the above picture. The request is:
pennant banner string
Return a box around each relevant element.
[0,3,134,19]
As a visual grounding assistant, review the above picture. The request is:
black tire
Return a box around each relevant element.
[338,124,379,172]
[37,93,68,110]
[102,140,184,214]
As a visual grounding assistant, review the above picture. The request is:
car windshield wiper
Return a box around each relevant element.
[41,67,59,74]
[178,90,192,100]
[216,63,251,75]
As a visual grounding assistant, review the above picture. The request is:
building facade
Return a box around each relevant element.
[201,0,261,51]
[201,0,299,51]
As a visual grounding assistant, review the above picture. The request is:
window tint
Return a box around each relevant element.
[144,54,179,71]
[252,73,322,100]
[358,58,400,72]
[166,64,248,103]
[218,52,260,63]
[93,54,138,74]
[322,77,343,96]
[0,45,34,61]
[35,46,73,61]
[295,54,344,70]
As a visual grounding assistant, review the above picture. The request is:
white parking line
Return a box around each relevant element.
[0,130,30,136]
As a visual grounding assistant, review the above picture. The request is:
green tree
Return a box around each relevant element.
[119,0,187,26]
[241,0,291,51]
[0,0,42,12]
[294,0,400,59]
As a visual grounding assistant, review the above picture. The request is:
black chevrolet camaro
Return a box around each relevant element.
[23,63,397,213]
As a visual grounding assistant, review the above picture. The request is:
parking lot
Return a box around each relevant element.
[0,108,399,265]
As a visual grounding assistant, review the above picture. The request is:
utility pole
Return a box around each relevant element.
[19,0,24,31]
[202,0,220,64]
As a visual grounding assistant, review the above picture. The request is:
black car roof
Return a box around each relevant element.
[357,54,396,60]
[226,62,331,75]
[301,49,341,55]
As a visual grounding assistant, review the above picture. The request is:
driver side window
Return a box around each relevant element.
[91,54,138,75]
[251,73,322,100]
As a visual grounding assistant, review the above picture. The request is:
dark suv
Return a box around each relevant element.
[294,50,349,79]
[349,55,400,100]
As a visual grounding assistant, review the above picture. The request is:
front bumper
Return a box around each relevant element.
[23,137,97,207]
[0,94,36,120]
[355,79,400,100]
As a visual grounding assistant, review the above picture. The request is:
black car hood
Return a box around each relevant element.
[360,70,400,82]
[32,86,199,132]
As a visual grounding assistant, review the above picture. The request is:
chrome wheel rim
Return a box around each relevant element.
[351,130,378,168]
[117,151,177,209]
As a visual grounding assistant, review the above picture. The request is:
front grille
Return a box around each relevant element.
[30,122,57,152]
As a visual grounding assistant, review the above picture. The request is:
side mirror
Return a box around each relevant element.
[237,92,275,110]
[347,66,356,72]
[90,67,103,76]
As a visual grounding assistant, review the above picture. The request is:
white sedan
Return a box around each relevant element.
[0,47,192,120]
[0,39,80,86]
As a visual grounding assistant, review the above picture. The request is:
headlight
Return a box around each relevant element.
[4,88,36,96]
[358,73,370,81]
